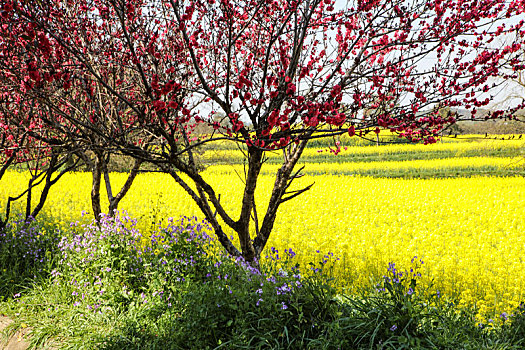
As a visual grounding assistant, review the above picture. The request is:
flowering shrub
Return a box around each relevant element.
[52,213,213,312]
[42,213,345,347]
[0,216,59,297]
[173,246,341,348]
[324,260,475,349]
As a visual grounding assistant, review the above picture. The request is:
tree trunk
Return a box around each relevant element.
[235,148,263,262]
[253,138,312,257]
[30,154,79,219]
[91,153,103,220]
[107,158,142,215]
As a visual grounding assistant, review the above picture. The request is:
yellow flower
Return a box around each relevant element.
[1,137,524,320]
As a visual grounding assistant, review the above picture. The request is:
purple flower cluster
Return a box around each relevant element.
[377,257,425,299]
[8,209,312,319]
[0,216,60,281]
[307,250,340,274]
[275,283,294,295]
[52,212,221,312]
[243,247,303,309]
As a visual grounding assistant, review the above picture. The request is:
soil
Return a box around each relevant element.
[0,316,30,350]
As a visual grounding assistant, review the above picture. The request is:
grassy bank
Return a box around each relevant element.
[1,214,525,349]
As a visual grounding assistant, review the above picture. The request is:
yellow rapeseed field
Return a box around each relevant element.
[207,156,523,176]
[1,137,524,321]
[202,135,525,163]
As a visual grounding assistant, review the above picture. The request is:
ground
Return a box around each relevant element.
[0,316,29,350]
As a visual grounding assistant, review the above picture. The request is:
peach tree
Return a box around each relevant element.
[1,0,524,261]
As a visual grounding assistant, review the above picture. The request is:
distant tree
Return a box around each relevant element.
[1,0,524,261]
[494,69,525,116]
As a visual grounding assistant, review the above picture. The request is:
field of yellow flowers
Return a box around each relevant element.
[1,136,524,320]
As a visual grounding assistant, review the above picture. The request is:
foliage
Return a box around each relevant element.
[51,213,213,314]
[0,216,60,298]
[334,259,450,348]
[2,214,525,349]
[324,261,518,350]
[170,248,336,349]
[501,303,525,347]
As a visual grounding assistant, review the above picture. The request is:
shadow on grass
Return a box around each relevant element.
[0,219,61,302]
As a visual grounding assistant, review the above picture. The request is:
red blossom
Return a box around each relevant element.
[1,0,524,260]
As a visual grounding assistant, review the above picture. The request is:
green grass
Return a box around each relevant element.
[268,166,525,178]
[201,138,525,180]
[1,215,525,349]
[294,146,523,164]
[205,146,524,166]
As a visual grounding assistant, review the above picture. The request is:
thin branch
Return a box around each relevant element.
[279,183,314,204]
